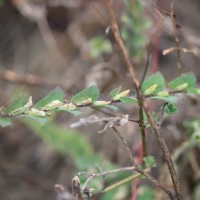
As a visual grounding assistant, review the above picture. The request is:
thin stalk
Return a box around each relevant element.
[106,0,183,199]
[138,101,148,159]
[143,102,183,200]
[170,2,182,76]
[112,127,174,199]
[112,126,136,166]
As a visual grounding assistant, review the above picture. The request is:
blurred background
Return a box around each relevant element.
[0,0,200,199]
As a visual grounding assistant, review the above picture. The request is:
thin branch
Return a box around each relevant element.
[102,168,150,193]
[135,168,174,199]
[106,0,139,88]
[0,70,73,93]
[72,176,84,200]
[106,0,183,199]
[80,162,173,199]
[140,46,150,87]
[112,127,173,199]
[143,103,183,200]
[138,102,148,159]
[112,126,136,166]
[139,46,150,159]
[106,0,148,166]
[81,166,136,191]
[170,2,183,76]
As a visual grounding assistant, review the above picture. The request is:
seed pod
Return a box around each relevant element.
[25,108,46,117]
[157,91,169,97]
[143,84,158,96]
[93,101,111,106]
[113,90,130,100]
[75,98,93,106]
[59,103,76,111]
[175,83,188,91]
[41,100,63,111]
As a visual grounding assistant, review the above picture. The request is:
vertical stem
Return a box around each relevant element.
[112,126,136,166]
[143,103,183,200]
[138,101,148,159]
[106,0,183,199]
[170,2,182,76]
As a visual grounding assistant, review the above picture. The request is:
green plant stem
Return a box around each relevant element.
[138,100,148,159]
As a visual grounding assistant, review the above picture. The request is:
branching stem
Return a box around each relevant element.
[106,0,183,199]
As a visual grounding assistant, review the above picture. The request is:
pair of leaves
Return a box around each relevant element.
[142,72,165,95]
[142,72,198,102]
[141,72,177,103]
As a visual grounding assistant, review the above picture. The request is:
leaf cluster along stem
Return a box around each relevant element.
[106,0,183,199]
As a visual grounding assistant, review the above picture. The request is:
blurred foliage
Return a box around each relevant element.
[89,36,112,59]
[89,0,151,61]
[103,185,129,200]
[138,186,155,200]
[185,118,200,145]
[121,0,151,61]
[193,181,200,200]
[21,103,132,199]
[23,118,99,170]
[0,0,4,6]
[143,156,156,168]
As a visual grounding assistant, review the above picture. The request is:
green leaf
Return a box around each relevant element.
[40,100,63,111]
[168,73,196,90]
[120,96,138,104]
[142,72,165,95]
[67,109,81,116]
[103,186,129,200]
[34,87,64,109]
[113,90,130,100]
[4,95,29,114]
[187,88,200,95]
[0,117,12,127]
[105,105,119,111]
[72,85,99,104]
[138,186,155,200]
[19,115,48,125]
[93,101,111,107]
[143,156,156,168]
[150,95,177,103]
[110,87,121,98]
[164,103,178,114]
[90,36,112,59]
